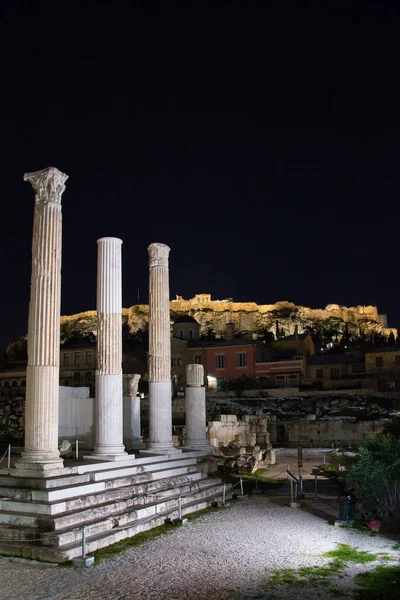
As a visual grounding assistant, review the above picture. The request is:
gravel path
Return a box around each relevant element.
[0,495,398,600]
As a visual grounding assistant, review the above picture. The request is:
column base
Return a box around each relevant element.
[92,445,128,462]
[13,451,65,478]
[183,440,214,452]
[141,444,182,455]
[129,438,146,450]
[87,453,132,462]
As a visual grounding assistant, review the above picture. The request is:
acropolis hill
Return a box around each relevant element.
[60,294,396,339]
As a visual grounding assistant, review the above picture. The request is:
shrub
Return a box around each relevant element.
[345,433,400,527]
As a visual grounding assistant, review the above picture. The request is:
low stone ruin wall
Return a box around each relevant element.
[207,414,270,449]
[281,418,385,448]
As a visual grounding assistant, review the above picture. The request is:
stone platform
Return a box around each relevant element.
[0,449,226,563]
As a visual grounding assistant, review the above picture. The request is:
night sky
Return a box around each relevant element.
[1,1,399,352]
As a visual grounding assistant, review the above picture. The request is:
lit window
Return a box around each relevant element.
[237,352,247,368]
[216,354,225,369]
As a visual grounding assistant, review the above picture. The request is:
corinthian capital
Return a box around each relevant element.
[148,242,170,268]
[24,166,68,205]
[123,374,141,397]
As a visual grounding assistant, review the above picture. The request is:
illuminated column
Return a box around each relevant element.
[92,237,127,459]
[15,167,68,476]
[184,364,211,450]
[147,243,174,451]
[123,374,144,450]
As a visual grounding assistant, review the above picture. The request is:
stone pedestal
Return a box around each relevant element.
[147,243,175,452]
[14,167,68,477]
[92,238,127,460]
[123,374,145,450]
[184,364,212,450]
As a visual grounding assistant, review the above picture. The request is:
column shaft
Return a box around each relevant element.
[92,237,127,459]
[123,374,144,449]
[15,167,67,476]
[147,243,174,450]
[184,364,211,450]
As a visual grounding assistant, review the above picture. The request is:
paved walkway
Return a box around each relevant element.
[0,480,398,600]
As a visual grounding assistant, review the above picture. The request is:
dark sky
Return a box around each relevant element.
[1,1,399,351]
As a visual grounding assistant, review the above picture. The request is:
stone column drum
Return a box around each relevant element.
[92,238,127,459]
[147,243,175,451]
[15,167,68,476]
[123,374,144,450]
[184,364,211,450]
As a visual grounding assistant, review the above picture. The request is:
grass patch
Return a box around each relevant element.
[263,543,389,592]
[94,506,222,563]
[297,561,343,578]
[94,522,175,562]
[353,565,400,599]
[264,567,307,587]
[264,561,345,589]
[322,543,378,564]
[392,544,400,550]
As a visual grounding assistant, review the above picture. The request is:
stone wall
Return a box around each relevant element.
[282,418,385,448]
[0,396,24,441]
[207,414,271,448]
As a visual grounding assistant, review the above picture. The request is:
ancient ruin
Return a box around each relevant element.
[147,243,176,452]
[92,237,127,460]
[184,364,211,450]
[0,169,224,563]
[15,167,68,477]
[123,374,144,449]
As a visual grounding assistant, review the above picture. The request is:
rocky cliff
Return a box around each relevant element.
[59,294,396,341]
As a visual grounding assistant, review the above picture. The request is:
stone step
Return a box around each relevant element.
[0,466,201,527]
[42,480,223,547]
[0,472,203,517]
[0,459,198,506]
[0,473,91,492]
[42,474,218,532]
[0,457,199,502]
[89,456,198,482]
[0,484,227,562]
[57,486,227,561]
[76,450,205,474]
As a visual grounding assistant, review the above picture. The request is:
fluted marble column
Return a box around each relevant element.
[184,364,212,450]
[123,374,144,450]
[147,243,175,451]
[15,167,68,477]
[92,237,127,459]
